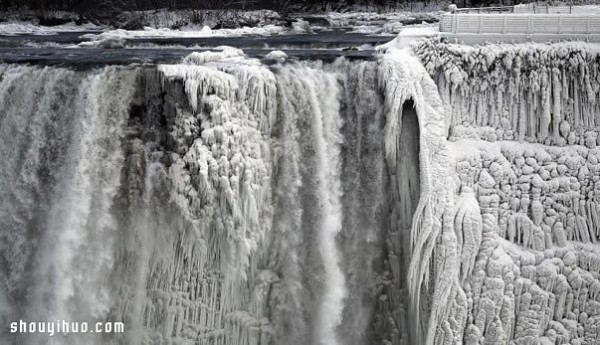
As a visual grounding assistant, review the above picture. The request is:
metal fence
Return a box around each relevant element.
[440,13,600,34]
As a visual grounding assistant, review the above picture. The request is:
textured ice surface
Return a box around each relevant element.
[2,35,600,345]
[412,39,600,345]
[377,25,439,50]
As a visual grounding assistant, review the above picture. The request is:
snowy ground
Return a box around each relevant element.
[77,25,292,47]
[0,22,103,35]
[376,24,439,50]
[2,5,598,63]
[0,10,425,52]
[556,4,600,14]
[75,12,435,45]
[0,8,441,38]
[313,11,441,34]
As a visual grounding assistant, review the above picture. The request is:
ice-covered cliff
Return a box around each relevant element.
[412,40,600,344]
[1,38,600,345]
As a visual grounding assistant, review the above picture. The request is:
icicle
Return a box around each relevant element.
[454,186,483,284]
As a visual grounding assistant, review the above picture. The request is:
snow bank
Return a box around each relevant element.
[377,25,439,50]
[0,22,102,35]
[323,10,441,34]
[572,4,600,15]
[115,9,282,31]
[80,24,287,42]
[182,47,246,64]
[263,50,287,63]
[325,10,440,24]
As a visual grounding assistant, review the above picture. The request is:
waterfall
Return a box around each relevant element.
[335,60,386,345]
[0,65,139,344]
[275,62,347,345]
[0,39,594,345]
[0,54,413,345]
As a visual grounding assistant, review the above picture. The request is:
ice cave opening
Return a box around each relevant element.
[397,99,422,344]
[398,99,421,245]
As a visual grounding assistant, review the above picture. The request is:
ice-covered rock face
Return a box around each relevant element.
[416,40,600,145]
[0,55,403,345]
[412,40,600,345]
[2,40,600,345]
[114,57,403,345]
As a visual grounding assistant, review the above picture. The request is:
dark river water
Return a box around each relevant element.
[0,30,394,65]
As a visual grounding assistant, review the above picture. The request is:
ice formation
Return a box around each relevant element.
[80,24,288,42]
[2,33,600,345]
[410,39,600,344]
[263,50,287,64]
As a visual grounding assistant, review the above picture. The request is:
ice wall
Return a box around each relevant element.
[101,53,396,345]
[416,40,600,145]
[0,53,405,345]
[412,40,600,344]
[378,48,459,345]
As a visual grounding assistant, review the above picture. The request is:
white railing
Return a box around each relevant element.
[455,5,514,13]
[513,4,573,14]
[452,4,571,14]
[440,14,600,35]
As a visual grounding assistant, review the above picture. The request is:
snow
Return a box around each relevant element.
[291,19,312,33]
[376,33,600,345]
[264,50,288,63]
[76,21,322,47]
[154,55,361,344]
[414,39,600,144]
[377,24,439,51]
[182,46,246,64]
[321,10,441,35]
[8,10,600,345]
[80,24,288,42]
[571,5,600,15]
[431,38,600,344]
[115,9,282,31]
[325,10,440,24]
[348,21,404,34]
[0,22,102,35]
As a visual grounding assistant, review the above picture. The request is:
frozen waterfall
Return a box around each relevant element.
[0,56,402,345]
[3,40,600,345]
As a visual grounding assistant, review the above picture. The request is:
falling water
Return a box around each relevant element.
[275,62,347,345]
[0,56,408,345]
[0,65,138,344]
[3,38,598,345]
